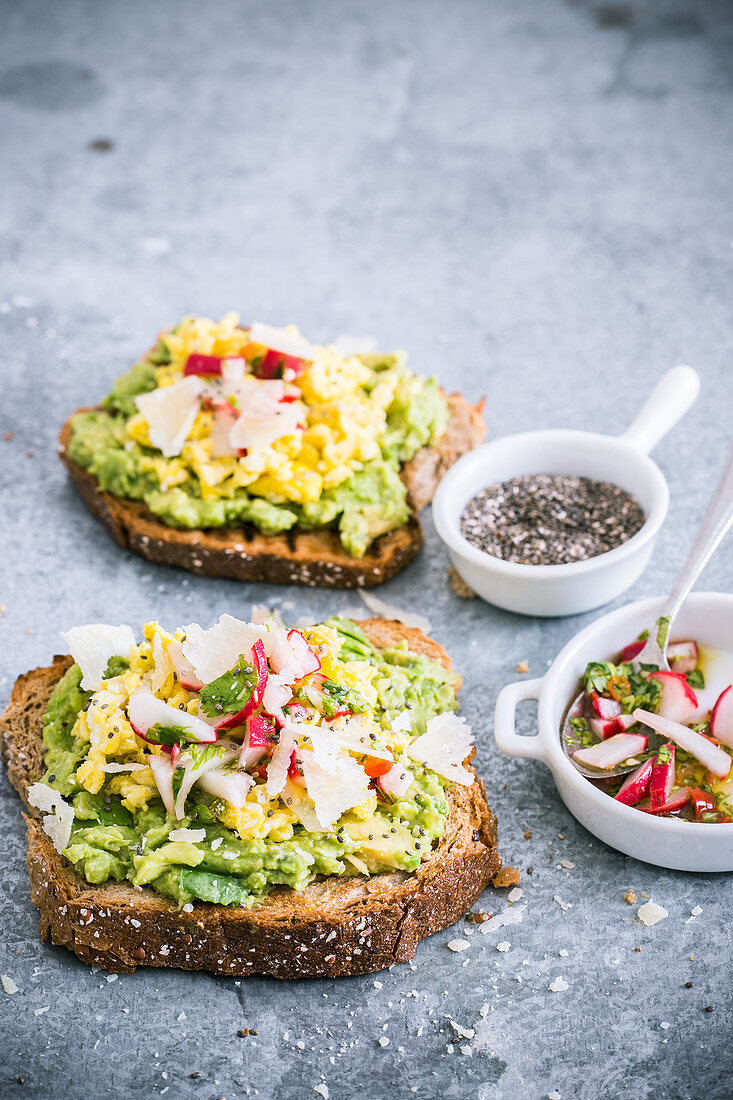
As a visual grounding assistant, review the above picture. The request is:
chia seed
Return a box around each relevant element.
[460,474,645,565]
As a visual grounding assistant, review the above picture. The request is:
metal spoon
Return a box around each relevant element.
[562,439,733,779]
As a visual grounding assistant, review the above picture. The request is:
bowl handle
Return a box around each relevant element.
[619,365,699,455]
[494,677,547,760]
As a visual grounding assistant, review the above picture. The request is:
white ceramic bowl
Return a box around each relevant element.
[433,366,700,617]
[494,592,733,872]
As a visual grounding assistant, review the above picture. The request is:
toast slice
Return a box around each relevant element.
[58,394,485,588]
[0,620,502,978]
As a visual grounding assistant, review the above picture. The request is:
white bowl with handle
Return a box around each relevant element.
[494,591,733,872]
[433,366,700,617]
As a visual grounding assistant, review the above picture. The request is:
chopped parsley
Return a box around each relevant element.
[199,655,257,717]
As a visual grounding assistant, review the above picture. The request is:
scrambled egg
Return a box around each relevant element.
[125,312,400,507]
[70,620,390,843]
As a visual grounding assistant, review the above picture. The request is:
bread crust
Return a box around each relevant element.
[0,621,502,978]
[58,393,485,588]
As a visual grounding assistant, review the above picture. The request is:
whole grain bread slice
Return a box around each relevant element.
[58,394,485,588]
[0,619,503,978]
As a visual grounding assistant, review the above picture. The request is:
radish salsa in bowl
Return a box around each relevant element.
[566,628,733,823]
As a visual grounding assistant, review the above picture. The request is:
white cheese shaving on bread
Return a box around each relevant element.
[266,722,297,798]
[27,782,74,854]
[60,623,136,691]
[134,375,203,458]
[181,614,266,684]
[298,747,373,829]
[168,827,207,843]
[407,712,474,786]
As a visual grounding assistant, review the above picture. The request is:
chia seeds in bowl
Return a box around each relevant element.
[460,474,646,566]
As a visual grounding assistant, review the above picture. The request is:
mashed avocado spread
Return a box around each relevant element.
[68,314,448,557]
[35,616,475,909]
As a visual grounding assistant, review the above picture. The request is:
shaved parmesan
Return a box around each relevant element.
[152,632,174,695]
[196,767,253,809]
[229,399,302,452]
[99,762,146,774]
[407,712,474,786]
[60,623,136,691]
[310,718,392,762]
[299,747,372,829]
[248,321,315,361]
[209,406,239,458]
[168,827,206,843]
[27,782,74,854]
[266,722,297,798]
[280,779,324,833]
[134,375,203,457]
[391,710,413,734]
[221,357,246,382]
[358,591,431,634]
[181,614,266,684]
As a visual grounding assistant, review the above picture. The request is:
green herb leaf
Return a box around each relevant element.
[199,655,257,718]
[686,668,705,690]
[320,679,369,717]
[656,616,671,649]
[145,723,192,746]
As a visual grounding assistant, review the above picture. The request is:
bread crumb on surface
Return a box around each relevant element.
[447,939,471,953]
[638,901,668,927]
[624,890,637,905]
[448,567,476,599]
[493,866,520,888]
[516,660,530,674]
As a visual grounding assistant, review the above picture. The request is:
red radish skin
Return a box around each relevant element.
[710,684,733,749]
[592,694,622,720]
[650,671,698,725]
[247,714,275,747]
[637,788,690,815]
[688,787,716,820]
[286,629,321,676]
[213,639,269,730]
[633,708,733,779]
[184,353,223,376]
[573,733,648,771]
[667,640,699,676]
[650,745,675,809]
[591,713,637,740]
[254,349,305,380]
[614,758,654,805]
[618,639,645,663]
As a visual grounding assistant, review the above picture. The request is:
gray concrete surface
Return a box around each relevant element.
[1,1,732,1097]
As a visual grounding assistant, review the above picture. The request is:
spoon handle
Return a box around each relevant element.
[664,442,733,624]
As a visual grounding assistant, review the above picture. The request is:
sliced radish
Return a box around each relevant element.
[590,713,637,740]
[637,788,690,815]
[650,671,698,725]
[378,761,414,799]
[650,744,675,809]
[614,758,654,805]
[212,639,268,731]
[184,353,223,376]
[149,754,175,815]
[197,767,253,809]
[254,349,305,380]
[573,733,649,771]
[633,708,732,779]
[262,673,293,724]
[710,684,733,749]
[128,689,217,744]
[287,630,321,676]
[592,694,622,720]
[618,639,645,664]
[667,640,699,675]
[239,718,271,771]
[167,642,205,691]
[687,787,716,820]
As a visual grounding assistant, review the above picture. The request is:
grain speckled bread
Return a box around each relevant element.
[58,394,485,588]
[0,619,504,978]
